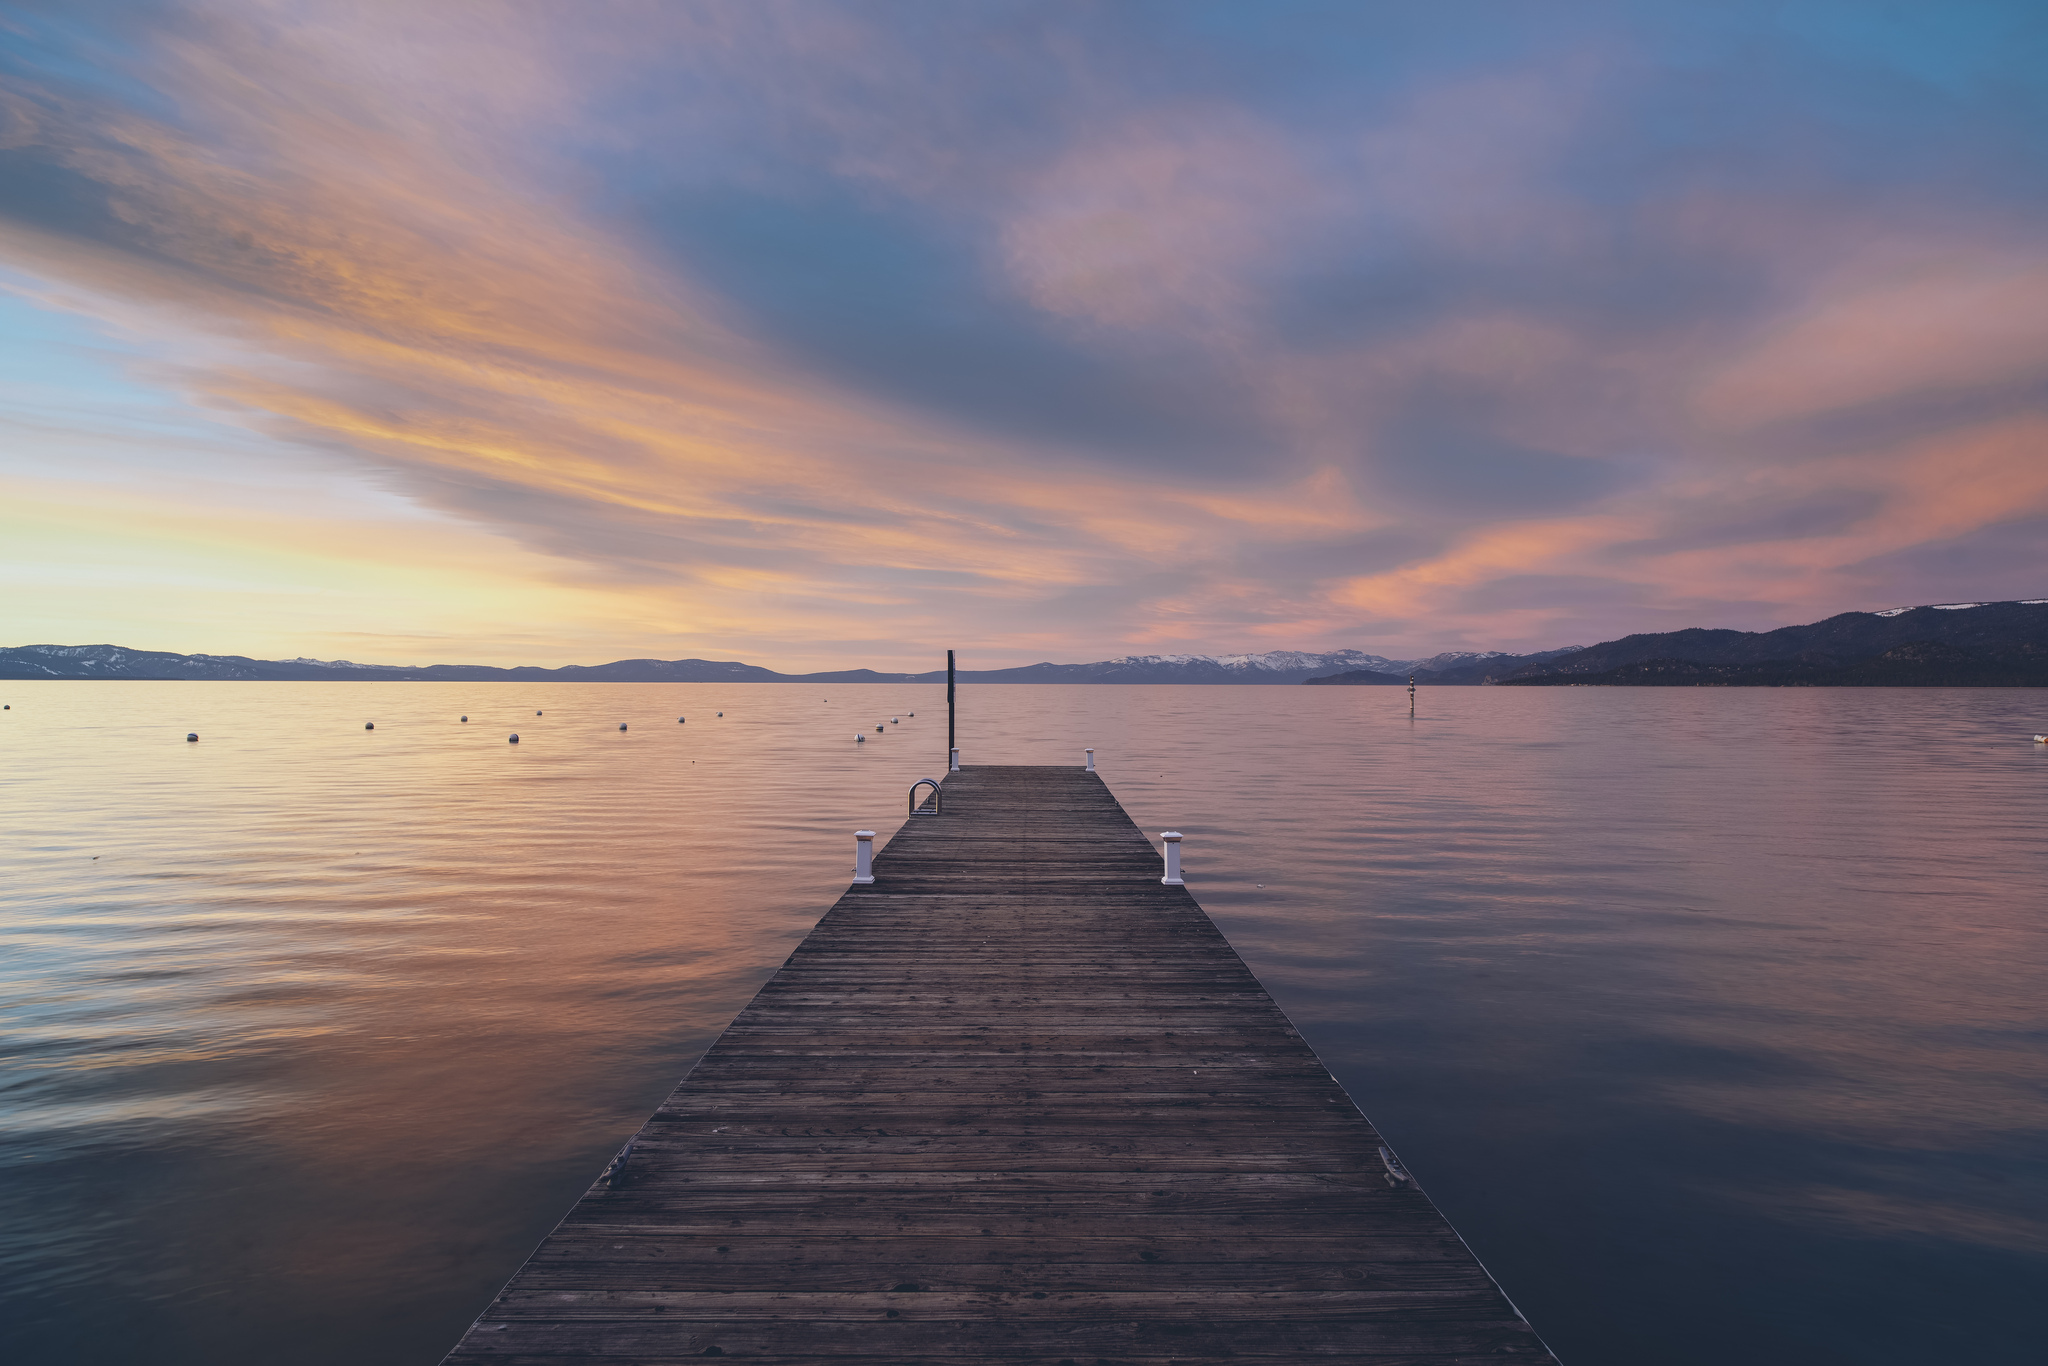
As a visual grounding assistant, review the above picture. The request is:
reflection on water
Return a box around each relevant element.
[2,682,2044,1364]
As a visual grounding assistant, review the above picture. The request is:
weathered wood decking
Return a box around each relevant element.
[446,765,1553,1363]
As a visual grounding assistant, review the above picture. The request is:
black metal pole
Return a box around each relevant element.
[946,649,956,764]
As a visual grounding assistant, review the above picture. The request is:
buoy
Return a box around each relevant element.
[186,732,198,742]
[907,712,913,717]
[618,723,628,731]
[509,733,520,743]
[536,710,542,716]
[891,717,899,724]
[855,733,865,742]
[365,722,374,730]
[875,724,884,732]
[678,717,685,724]
[2035,734,2048,743]
[460,715,468,722]
[717,711,723,717]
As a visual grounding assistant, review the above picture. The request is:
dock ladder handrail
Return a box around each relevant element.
[908,778,944,816]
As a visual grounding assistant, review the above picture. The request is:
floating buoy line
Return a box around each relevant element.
[169,700,942,753]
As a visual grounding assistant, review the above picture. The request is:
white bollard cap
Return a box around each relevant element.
[855,830,876,840]
[1161,830,1183,842]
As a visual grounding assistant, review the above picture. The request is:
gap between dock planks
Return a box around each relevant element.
[445,764,1555,1363]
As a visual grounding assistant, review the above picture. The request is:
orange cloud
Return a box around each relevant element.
[5,6,2048,666]
[1699,246,2048,429]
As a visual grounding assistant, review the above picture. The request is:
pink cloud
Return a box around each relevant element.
[4,5,2046,665]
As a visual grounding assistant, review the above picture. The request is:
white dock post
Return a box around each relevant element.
[1160,831,1184,885]
[853,830,876,884]
[1085,747,1095,772]
[949,747,960,772]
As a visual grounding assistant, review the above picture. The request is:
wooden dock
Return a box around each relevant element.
[446,765,1554,1363]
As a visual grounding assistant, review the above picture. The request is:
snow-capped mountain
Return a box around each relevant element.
[1406,649,1508,673]
[1108,649,1410,675]
[276,656,412,670]
[1301,645,1592,686]
[1875,599,2048,617]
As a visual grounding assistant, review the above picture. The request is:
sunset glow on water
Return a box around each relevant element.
[2,683,2044,1364]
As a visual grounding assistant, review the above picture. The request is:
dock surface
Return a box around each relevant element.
[447,765,1552,1363]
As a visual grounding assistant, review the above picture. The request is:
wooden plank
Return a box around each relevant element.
[444,765,1554,1363]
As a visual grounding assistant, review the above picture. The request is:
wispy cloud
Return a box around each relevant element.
[3,1,2046,665]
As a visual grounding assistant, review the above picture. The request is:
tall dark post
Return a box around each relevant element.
[947,650,956,763]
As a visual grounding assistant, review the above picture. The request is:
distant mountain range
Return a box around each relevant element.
[7,600,2044,685]
[1302,599,2048,688]
[1493,600,2048,686]
[0,643,1526,684]
[1302,647,1586,686]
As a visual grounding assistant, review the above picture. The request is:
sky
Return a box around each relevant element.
[3,1,2047,670]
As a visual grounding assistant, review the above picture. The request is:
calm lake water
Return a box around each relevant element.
[2,682,2044,1364]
